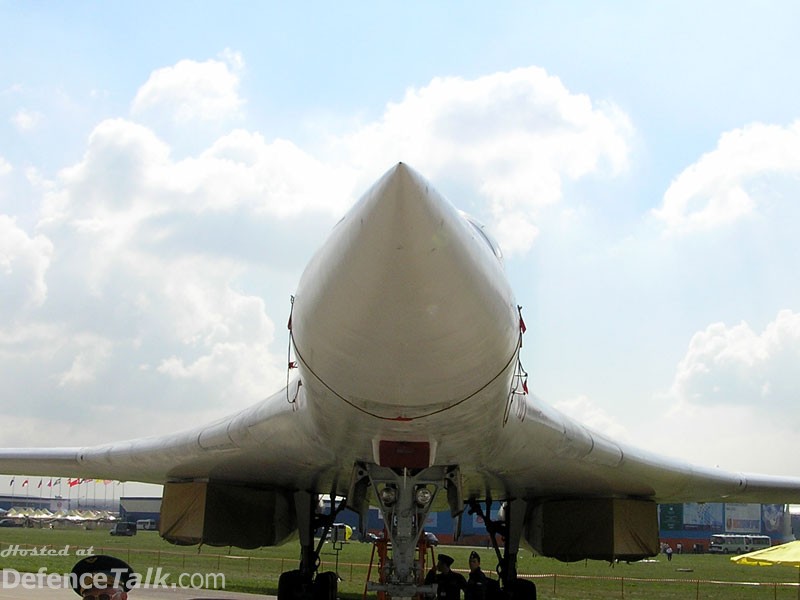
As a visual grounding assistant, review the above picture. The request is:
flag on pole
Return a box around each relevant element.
[9,478,14,487]
[37,479,42,488]
[22,479,29,487]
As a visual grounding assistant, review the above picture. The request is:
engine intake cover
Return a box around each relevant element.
[525,498,659,562]
[160,481,297,548]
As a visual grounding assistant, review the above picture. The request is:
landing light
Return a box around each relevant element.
[380,486,397,506]
[415,486,433,507]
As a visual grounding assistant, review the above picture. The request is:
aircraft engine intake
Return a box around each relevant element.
[159,481,297,548]
[524,497,660,562]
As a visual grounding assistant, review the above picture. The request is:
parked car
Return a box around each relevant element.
[0,518,22,527]
[110,522,137,536]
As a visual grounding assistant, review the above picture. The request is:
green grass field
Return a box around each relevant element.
[2,527,799,599]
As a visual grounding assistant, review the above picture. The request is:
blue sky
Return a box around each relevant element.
[2,2,800,498]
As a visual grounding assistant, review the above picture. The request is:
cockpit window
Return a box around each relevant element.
[460,211,503,260]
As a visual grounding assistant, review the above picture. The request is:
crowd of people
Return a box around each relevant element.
[425,550,503,600]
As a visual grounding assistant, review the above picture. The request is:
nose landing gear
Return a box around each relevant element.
[362,464,457,600]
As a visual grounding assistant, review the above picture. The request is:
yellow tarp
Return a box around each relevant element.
[732,540,800,567]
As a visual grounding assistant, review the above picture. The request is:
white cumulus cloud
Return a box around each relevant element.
[180,130,357,216]
[50,119,354,231]
[11,108,43,131]
[668,310,800,408]
[645,310,800,473]
[654,121,800,234]
[0,216,54,311]
[0,156,12,176]
[131,51,245,123]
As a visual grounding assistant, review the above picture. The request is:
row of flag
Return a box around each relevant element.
[9,478,114,488]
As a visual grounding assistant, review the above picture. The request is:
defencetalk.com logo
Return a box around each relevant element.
[2,567,226,591]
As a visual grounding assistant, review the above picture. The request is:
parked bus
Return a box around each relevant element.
[708,534,771,554]
[136,518,157,531]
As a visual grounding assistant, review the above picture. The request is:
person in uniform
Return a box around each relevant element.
[424,553,467,600]
[465,551,488,600]
[70,555,134,599]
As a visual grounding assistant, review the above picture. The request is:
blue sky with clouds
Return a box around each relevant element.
[2,2,800,498]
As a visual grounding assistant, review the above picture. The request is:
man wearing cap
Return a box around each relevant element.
[424,553,466,600]
[465,551,488,600]
[71,555,134,599]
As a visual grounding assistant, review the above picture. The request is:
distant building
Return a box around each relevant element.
[658,503,793,553]
[119,496,162,526]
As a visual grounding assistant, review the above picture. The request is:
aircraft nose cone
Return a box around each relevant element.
[291,163,519,418]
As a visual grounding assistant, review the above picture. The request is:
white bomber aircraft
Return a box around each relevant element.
[2,163,800,599]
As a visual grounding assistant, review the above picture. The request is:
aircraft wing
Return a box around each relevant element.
[500,391,800,503]
[2,163,799,565]
[1,382,797,503]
